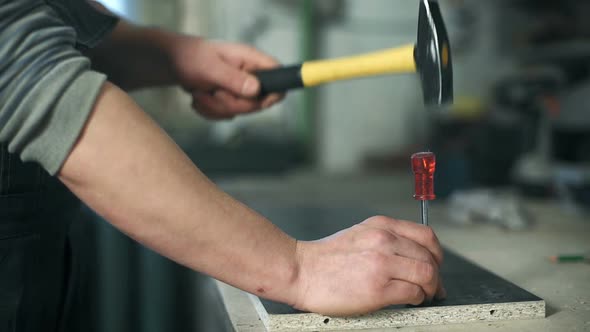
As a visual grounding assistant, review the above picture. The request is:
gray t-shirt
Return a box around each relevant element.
[0,0,118,175]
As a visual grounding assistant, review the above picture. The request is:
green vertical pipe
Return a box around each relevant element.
[297,0,315,153]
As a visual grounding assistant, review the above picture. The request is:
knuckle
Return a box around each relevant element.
[367,274,385,293]
[422,227,443,261]
[422,227,437,243]
[367,229,394,247]
[374,215,392,223]
[223,99,243,112]
[417,261,437,285]
[365,215,394,227]
[238,101,259,113]
[363,252,390,280]
[217,94,255,113]
[405,284,424,304]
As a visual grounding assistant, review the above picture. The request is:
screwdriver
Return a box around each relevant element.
[411,152,436,226]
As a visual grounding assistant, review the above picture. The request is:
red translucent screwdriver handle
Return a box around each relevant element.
[411,152,436,200]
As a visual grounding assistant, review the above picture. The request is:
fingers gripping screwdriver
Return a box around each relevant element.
[411,152,436,226]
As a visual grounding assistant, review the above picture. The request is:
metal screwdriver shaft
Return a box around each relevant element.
[411,152,436,226]
[420,200,429,226]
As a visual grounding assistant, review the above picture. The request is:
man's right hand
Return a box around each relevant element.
[292,216,446,316]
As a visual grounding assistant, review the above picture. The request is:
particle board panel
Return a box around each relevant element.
[246,205,545,331]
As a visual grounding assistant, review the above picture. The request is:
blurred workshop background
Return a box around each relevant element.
[82,0,590,331]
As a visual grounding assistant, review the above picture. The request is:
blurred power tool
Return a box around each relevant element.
[254,0,453,107]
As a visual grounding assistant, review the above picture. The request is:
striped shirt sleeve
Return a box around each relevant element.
[0,0,115,175]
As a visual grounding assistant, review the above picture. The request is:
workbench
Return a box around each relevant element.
[214,172,590,331]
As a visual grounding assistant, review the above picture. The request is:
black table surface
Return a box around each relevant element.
[247,204,542,315]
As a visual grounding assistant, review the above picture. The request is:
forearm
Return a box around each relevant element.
[86,20,184,90]
[58,82,299,304]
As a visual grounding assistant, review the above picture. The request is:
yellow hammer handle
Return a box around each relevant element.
[301,44,416,87]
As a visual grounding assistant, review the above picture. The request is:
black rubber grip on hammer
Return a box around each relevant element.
[254,65,304,95]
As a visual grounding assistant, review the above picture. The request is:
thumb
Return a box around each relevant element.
[209,61,260,98]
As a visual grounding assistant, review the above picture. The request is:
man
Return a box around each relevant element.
[0,0,445,331]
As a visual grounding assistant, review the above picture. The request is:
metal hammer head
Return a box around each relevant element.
[415,0,453,106]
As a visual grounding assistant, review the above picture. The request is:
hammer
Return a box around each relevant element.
[254,0,453,106]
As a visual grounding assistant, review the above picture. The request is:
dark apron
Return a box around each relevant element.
[0,144,89,332]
